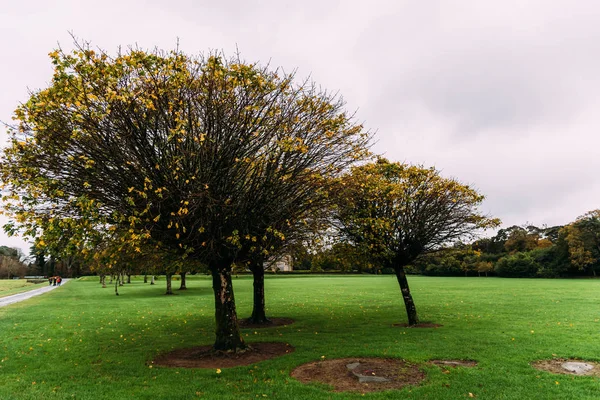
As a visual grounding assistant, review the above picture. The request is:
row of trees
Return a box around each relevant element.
[293,210,599,280]
[0,244,88,279]
[0,41,497,349]
[405,210,600,278]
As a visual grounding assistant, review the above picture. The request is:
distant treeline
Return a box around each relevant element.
[291,210,600,278]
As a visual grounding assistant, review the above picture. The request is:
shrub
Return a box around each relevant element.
[494,252,539,278]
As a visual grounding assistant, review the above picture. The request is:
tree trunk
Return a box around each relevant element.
[249,264,270,324]
[119,273,124,286]
[179,272,187,290]
[165,273,174,295]
[150,275,155,285]
[114,277,119,296]
[49,256,55,277]
[101,275,107,288]
[211,267,245,351]
[144,272,148,283]
[394,265,419,326]
[127,273,131,284]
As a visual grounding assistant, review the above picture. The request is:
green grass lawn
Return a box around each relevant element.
[0,275,599,399]
[0,279,45,298]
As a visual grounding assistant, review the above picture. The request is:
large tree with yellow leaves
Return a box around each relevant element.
[0,42,369,351]
[334,159,499,325]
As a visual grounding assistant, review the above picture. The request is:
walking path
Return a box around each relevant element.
[0,279,69,308]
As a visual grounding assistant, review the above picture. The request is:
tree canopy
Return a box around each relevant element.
[561,210,600,276]
[334,158,499,325]
[0,42,370,350]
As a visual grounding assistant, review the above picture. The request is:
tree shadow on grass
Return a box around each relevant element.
[100,285,213,299]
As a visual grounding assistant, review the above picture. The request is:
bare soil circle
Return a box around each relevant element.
[393,322,443,328]
[152,342,294,368]
[532,359,600,377]
[238,317,295,329]
[291,357,425,393]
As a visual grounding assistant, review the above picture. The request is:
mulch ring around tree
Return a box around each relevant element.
[532,359,600,377]
[393,322,443,328]
[238,317,295,329]
[291,357,426,393]
[152,342,294,369]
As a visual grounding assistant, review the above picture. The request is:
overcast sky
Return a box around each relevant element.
[1,0,599,252]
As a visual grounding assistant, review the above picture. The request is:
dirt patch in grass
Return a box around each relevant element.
[532,359,600,377]
[430,359,478,368]
[393,322,443,328]
[291,357,425,393]
[238,317,295,329]
[152,342,294,368]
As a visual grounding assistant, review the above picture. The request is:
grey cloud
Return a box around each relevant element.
[355,1,600,135]
[1,0,600,252]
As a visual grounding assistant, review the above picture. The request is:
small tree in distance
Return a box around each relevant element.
[334,158,500,325]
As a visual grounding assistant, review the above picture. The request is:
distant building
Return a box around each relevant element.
[264,254,293,272]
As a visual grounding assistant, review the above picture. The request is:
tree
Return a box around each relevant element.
[178,260,206,290]
[29,245,47,276]
[410,243,481,277]
[287,243,307,270]
[474,225,532,255]
[561,210,600,276]
[475,261,494,277]
[334,158,499,325]
[494,252,539,277]
[541,225,563,243]
[504,226,540,253]
[0,42,369,351]
[241,218,325,325]
[0,246,27,279]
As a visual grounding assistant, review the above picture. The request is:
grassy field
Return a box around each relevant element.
[0,279,45,298]
[0,275,599,399]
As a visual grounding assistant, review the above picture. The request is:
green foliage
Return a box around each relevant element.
[494,252,539,278]
[561,210,600,276]
[528,247,568,278]
[411,245,482,277]
[423,215,600,279]
[289,242,313,270]
[0,246,20,258]
[504,227,540,253]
